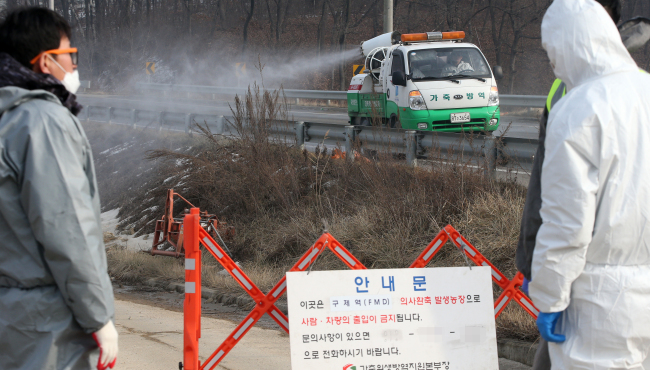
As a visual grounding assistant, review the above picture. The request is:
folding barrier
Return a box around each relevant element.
[409,224,539,319]
[182,208,538,369]
[183,209,201,370]
[182,208,368,370]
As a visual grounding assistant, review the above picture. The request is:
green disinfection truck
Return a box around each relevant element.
[348,31,503,133]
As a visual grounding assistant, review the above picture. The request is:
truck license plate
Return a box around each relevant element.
[450,112,471,123]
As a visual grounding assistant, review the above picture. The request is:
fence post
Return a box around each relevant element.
[107,107,114,124]
[131,109,137,129]
[185,114,194,135]
[216,115,225,135]
[183,208,201,370]
[345,125,356,162]
[296,121,305,150]
[405,130,417,167]
[158,112,165,132]
[484,135,497,180]
[82,106,90,122]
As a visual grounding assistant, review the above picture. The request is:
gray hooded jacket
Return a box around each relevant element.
[0,86,114,369]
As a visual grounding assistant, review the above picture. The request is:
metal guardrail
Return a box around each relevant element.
[501,94,547,108]
[134,83,547,108]
[81,105,539,176]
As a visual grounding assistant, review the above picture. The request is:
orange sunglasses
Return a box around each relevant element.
[30,47,78,65]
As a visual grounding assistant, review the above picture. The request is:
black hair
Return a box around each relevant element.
[596,0,621,24]
[0,7,72,69]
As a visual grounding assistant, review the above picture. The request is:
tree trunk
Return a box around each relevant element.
[316,0,326,57]
[133,0,141,27]
[95,0,103,38]
[126,0,133,29]
[242,0,255,56]
[210,0,224,37]
[146,0,151,27]
[337,0,350,90]
[85,0,93,42]
[60,0,70,24]
[173,0,179,29]
[275,0,283,42]
[265,0,276,43]
[406,1,413,33]
[488,0,507,67]
[280,0,292,37]
[185,0,192,36]
[508,34,520,93]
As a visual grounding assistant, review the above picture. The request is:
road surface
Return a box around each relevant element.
[115,289,290,369]
[114,287,531,369]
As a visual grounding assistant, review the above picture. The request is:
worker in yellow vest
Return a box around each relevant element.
[516,0,650,368]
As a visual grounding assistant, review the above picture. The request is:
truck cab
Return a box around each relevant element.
[348,31,501,133]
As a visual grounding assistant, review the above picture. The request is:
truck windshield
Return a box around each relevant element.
[407,47,492,81]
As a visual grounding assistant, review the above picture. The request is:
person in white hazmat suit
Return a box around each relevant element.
[0,8,117,369]
[529,0,650,368]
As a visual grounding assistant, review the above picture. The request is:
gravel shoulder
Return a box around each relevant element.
[114,285,290,370]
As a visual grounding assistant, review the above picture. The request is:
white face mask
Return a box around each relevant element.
[47,54,81,94]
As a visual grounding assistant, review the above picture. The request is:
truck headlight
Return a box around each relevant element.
[488,86,499,106]
[489,118,498,126]
[409,91,426,110]
[417,122,428,129]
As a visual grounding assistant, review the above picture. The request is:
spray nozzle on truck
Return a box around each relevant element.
[348,30,503,132]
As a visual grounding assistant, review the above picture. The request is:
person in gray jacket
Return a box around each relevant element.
[0,7,117,370]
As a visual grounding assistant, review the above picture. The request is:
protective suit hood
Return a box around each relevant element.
[541,0,638,91]
[0,86,60,116]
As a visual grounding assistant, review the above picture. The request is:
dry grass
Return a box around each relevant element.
[498,304,538,342]
[106,246,285,296]
[89,85,538,341]
[107,247,185,284]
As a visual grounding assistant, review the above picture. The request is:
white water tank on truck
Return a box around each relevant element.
[360,31,401,57]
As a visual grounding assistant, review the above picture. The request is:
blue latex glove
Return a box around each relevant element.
[536,312,566,343]
[521,278,530,295]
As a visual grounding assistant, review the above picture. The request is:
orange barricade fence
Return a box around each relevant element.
[409,224,539,319]
[183,207,368,370]
[182,208,538,369]
[183,209,201,370]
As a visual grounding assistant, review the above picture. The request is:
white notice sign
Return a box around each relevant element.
[286,266,498,370]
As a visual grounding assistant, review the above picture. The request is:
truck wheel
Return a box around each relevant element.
[389,115,401,129]
[360,117,371,126]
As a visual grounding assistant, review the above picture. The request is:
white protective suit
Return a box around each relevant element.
[529,0,650,369]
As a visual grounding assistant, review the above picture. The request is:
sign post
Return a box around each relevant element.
[235,63,247,87]
[287,267,499,370]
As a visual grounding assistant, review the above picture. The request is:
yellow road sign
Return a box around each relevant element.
[353,64,365,76]
[146,62,156,75]
[235,63,247,78]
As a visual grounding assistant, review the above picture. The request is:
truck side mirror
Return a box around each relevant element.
[492,65,504,81]
[392,71,407,86]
